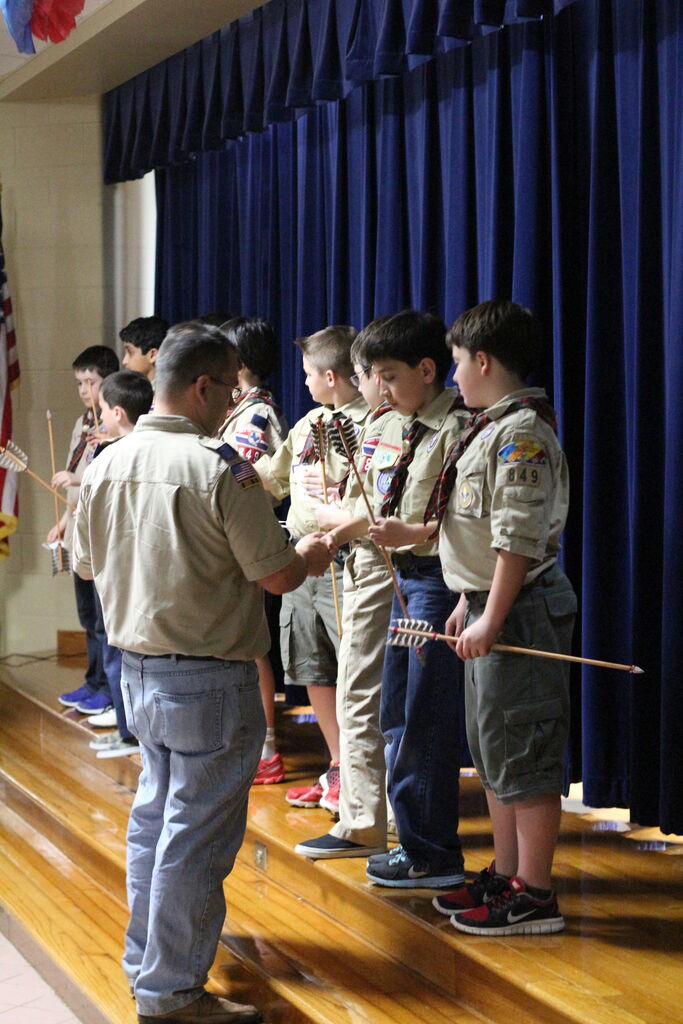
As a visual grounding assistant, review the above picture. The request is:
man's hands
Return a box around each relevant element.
[295,532,336,576]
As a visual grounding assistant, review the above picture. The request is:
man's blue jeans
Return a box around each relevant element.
[120,653,265,1016]
[380,563,464,869]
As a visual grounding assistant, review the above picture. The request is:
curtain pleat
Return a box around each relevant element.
[152,0,683,834]
[103,0,584,183]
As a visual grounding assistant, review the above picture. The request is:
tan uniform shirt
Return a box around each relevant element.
[63,414,97,551]
[73,414,296,660]
[365,388,468,557]
[257,395,370,538]
[439,388,569,593]
[342,405,404,525]
[220,388,289,462]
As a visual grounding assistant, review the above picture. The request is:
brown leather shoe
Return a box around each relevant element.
[137,991,263,1024]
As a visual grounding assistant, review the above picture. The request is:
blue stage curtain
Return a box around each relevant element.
[150,0,683,834]
[103,0,582,184]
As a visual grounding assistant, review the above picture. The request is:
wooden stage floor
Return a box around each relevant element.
[0,654,682,1024]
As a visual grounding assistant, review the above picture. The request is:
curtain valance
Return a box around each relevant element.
[104,0,579,183]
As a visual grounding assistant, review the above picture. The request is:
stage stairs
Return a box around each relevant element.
[0,662,674,1024]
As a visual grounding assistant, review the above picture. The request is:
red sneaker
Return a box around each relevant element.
[319,761,340,814]
[252,752,285,785]
[285,781,324,807]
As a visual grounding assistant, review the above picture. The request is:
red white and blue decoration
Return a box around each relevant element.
[1,0,85,55]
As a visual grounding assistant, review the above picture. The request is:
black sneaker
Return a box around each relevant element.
[366,846,465,888]
[450,875,565,935]
[137,991,262,1023]
[294,833,386,859]
[432,861,509,916]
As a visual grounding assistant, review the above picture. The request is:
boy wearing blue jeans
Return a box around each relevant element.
[361,310,469,887]
[86,370,154,758]
[437,300,576,934]
[50,345,119,715]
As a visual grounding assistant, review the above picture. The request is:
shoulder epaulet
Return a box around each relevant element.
[198,437,240,462]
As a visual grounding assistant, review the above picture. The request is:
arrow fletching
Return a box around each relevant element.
[0,440,29,472]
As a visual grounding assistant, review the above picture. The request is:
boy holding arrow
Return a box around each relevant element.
[435,299,577,936]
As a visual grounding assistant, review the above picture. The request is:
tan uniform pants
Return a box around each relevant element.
[331,543,394,846]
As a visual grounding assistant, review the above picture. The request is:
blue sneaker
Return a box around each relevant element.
[366,845,465,889]
[58,684,94,708]
[75,691,113,715]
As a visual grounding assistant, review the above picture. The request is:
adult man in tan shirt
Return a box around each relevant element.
[74,322,332,1024]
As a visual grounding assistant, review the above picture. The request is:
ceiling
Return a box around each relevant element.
[0,0,113,82]
[0,0,257,102]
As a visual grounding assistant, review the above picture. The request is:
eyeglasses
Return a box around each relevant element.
[350,366,371,389]
[194,375,242,402]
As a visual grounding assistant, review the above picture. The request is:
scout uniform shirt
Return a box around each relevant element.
[439,387,570,594]
[341,403,403,527]
[256,395,370,539]
[366,388,468,558]
[220,386,289,463]
[62,413,98,551]
[73,414,297,662]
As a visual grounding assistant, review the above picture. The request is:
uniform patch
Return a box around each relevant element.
[361,434,381,474]
[480,425,495,439]
[426,429,441,453]
[235,428,269,463]
[503,465,542,487]
[230,460,260,489]
[377,470,394,495]
[497,441,547,466]
[372,442,401,469]
[458,479,474,509]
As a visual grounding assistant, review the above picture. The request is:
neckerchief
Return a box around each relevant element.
[338,401,393,499]
[67,409,95,473]
[234,386,283,418]
[423,396,558,529]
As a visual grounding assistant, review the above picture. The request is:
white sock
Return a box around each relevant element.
[262,728,276,760]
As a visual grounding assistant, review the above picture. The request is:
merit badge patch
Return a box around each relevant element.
[458,479,474,509]
[497,441,547,466]
[372,442,401,469]
[377,470,394,495]
[230,460,260,490]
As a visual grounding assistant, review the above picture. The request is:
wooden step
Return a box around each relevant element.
[1,663,682,1024]
[0,669,492,1023]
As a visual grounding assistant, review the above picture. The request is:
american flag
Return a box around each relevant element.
[0,191,20,558]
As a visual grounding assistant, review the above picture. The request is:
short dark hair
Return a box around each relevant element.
[295,325,357,379]
[197,311,237,329]
[100,370,154,425]
[447,300,541,379]
[155,321,236,397]
[119,316,169,354]
[72,346,119,378]
[350,316,392,368]
[364,310,451,382]
[220,317,278,380]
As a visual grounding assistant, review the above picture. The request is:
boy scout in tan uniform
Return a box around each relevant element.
[349,310,470,889]
[293,320,404,858]
[255,325,367,804]
[437,300,576,938]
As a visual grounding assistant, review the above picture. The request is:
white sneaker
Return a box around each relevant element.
[96,737,139,759]
[89,730,121,750]
[86,708,118,728]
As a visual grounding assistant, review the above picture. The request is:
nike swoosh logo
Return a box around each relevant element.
[407,866,428,878]
[507,909,537,924]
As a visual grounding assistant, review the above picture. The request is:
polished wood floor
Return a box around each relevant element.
[0,655,681,1024]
